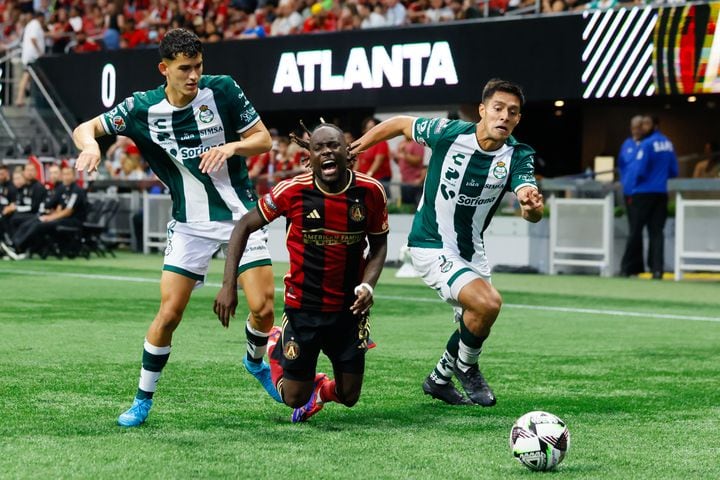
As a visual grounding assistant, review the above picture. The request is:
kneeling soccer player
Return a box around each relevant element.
[214,122,388,422]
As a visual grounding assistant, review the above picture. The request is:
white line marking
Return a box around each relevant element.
[3,269,720,323]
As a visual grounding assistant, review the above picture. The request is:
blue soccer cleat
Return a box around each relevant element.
[244,356,282,403]
[291,373,328,423]
[117,398,153,427]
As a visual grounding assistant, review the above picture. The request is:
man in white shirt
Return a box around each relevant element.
[16,11,45,107]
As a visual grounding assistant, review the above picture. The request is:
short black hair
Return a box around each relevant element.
[482,78,525,108]
[159,28,203,60]
[0,164,8,172]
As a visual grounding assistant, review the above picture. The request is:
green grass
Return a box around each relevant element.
[1,253,719,479]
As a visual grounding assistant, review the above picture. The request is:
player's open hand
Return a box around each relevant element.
[351,285,373,316]
[199,145,233,174]
[214,286,238,328]
[75,146,102,173]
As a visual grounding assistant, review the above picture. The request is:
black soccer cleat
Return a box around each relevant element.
[453,364,497,407]
[422,376,472,405]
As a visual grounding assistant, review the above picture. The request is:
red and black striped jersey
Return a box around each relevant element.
[258,171,388,312]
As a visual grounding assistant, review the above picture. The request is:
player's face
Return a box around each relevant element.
[160,53,203,100]
[309,127,349,190]
[630,117,643,141]
[478,91,522,142]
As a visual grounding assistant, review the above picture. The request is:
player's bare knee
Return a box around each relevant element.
[248,301,274,331]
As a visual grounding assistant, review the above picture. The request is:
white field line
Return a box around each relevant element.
[3,269,720,323]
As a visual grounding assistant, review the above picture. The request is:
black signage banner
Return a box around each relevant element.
[38,15,586,121]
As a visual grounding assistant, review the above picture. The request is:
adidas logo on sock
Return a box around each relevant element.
[306,209,321,219]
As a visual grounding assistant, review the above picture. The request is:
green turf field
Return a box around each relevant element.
[1,253,718,479]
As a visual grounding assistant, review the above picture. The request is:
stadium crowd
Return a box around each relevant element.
[0,0,659,54]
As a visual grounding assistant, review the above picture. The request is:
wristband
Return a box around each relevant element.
[354,283,374,296]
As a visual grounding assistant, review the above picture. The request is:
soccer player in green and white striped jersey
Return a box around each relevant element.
[73,29,279,426]
[351,79,544,406]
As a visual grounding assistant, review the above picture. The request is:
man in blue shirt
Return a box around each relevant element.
[618,115,644,276]
[621,115,679,279]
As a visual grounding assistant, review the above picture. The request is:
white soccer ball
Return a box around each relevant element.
[510,411,570,471]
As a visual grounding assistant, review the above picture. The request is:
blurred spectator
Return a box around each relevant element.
[406,0,429,23]
[394,138,426,206]
[621,115,678,280]
[68,6,84,32]
[102,1,123,50]
[424,0,453,23]
[121,17,149,48]
[45,163,61,195]
[271,0,303,35]
[0,164,18,246]
[7,163,46,241]
[618,114,644,277]
[15,10,45,107]
[6,166,87,259]
[71,29,102,53]
[270,136,305,182]
[383,0,407,25]
[356,117,392,194]
[692,141,720,179]
[48,8,73,54]
[82,4,106,38]
[240,12,267,38]
[303,2,337,32]
[248,150,272,194]
[104,136,132,177]
[119,144,149,180]
[358,2,388,28]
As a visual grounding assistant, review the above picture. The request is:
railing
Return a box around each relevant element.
[0,47,21,107]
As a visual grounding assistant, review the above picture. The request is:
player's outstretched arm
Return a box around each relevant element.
[199,120,272,174]
[73,116,106,173]
[517,186,544,223]
[214,209,269,327]
[349,116,416,156]
[351,233,388,316]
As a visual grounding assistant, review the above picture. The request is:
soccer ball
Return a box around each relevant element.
[510,411,570,471]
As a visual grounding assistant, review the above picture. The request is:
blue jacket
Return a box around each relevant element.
[617,137,639,195]
[631,130,679,194]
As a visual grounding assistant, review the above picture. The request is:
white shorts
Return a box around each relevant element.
[409,247,490,308]
[163,220,271,287]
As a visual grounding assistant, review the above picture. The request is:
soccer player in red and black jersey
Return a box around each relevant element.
[214,123,388,422]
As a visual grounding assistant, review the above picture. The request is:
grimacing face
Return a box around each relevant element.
[478,91,522,143]
[309,126,349,188]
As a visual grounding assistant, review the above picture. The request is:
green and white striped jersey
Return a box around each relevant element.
[100,75,261,223]
[409,117,537,262]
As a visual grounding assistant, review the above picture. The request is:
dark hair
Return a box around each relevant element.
[290,120,345,149]
[159,28,203,60]
[361,116,381,131]
[482,78,525,108]
[0,164,8,172]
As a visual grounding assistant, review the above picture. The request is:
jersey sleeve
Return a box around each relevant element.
[219,76,261,134]
[510,151,538,193]
[257,180,293,223]
[411,117,450,148]
[366,182,389,235]
[99,96,137,136]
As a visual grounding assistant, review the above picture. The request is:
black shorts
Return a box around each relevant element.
[272,307,370,381]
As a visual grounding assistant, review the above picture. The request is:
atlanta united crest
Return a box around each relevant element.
[198,105,214,123]
[284,340,300,360]
[350,203,365,222]
[492,161,508,179]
